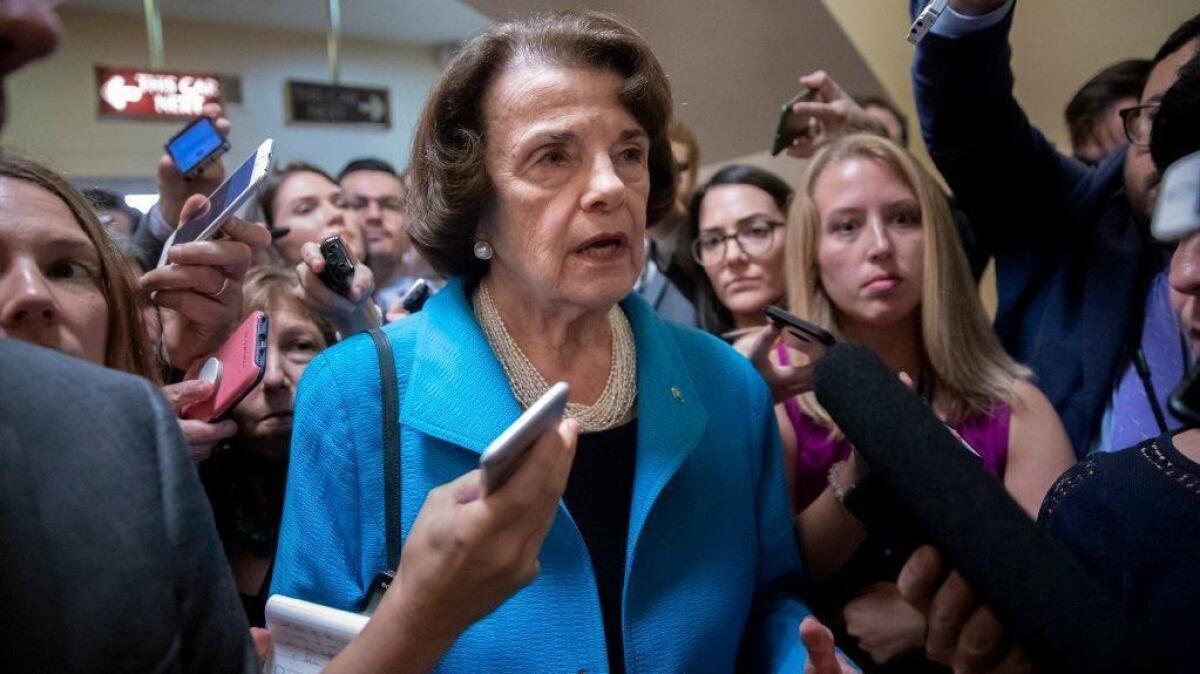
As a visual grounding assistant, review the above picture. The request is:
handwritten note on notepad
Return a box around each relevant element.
[265,594,370,674]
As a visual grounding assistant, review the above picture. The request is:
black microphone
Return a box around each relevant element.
[812,344,1151,674]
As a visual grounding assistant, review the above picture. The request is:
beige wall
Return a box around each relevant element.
[821,0,1200,161]
[4,7,444,182]
[468,0,887,170]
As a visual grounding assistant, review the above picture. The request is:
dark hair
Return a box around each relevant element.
[338,157,397,182]
[81,187,141,234]
[82,187,123,210]
[1154,12,1200,64]
[857,95,909,147]
[1064,59,1152,150]
[258,161,335,229]
[1151,50,1200,173]
[406,10,676,279]
[687,164,793,334]
[0,156,157,381]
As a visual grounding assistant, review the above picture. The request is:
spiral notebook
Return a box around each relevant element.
[264,594,369,673]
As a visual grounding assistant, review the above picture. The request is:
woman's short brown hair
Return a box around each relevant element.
[0,154,158,382]
[240,266,337,347]
[407,10,676,279]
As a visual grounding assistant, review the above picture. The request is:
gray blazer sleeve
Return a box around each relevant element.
[143,380,259,674]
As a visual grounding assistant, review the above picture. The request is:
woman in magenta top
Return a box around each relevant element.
[779,135,1074,669]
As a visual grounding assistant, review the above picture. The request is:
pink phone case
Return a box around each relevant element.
[181,311,269,421]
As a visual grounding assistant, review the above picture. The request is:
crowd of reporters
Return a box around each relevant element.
[2,0,1199,672]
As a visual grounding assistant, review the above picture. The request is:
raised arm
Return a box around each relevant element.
[912,0,1113,253]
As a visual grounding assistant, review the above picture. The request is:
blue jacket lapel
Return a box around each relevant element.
[401,278,522,454]
[400,278,712,551]
[621,295,710,551]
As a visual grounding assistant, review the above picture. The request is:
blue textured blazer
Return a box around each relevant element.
[271,278,810,672]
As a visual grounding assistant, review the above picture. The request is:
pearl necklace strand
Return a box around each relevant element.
[473,281,637,433]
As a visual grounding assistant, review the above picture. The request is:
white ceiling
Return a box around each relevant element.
[69,0,492,44]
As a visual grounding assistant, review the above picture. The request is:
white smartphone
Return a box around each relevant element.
[479,382,570,495]
[1152,149,1200,242]
[157,138,275,267]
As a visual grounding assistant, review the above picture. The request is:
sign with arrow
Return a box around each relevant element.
[95,65,222,120]
[286,80,391,128]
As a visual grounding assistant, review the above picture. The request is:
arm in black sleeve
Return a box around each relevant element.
[911,2,1111,257]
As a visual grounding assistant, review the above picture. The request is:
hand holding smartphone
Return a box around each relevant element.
[771,88,819,156]
[157,138,274,267]
[765,304,836,362]
[166,116,230,180]
[180,311,269,421]
[318,236,356,296]
[480,382,570,495]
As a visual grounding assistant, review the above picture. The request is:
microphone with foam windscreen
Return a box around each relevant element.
[812,344,1152,674]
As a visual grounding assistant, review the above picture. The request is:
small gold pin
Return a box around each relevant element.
[670,386,684,403]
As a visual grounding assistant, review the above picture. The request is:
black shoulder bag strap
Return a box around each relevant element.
[361,326,403,614]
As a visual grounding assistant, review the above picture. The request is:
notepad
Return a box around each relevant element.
[264,594,369,674]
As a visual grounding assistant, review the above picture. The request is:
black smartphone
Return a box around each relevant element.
[319,236,355,296]
[400,278,431,313]
[1169,361,1200,425]
[770,88,818,156]
[165,116,230,179]
[765,304,836,363]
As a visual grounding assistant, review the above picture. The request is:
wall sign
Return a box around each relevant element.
[286,80,390,128]
[96,65,222,120]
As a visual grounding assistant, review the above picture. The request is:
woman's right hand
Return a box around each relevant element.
[784,71,887,159]
[295,240,381,338]
[739,324,816,404]
[162,379,236,462]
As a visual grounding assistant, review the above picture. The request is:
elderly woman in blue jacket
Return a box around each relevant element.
[272,11,813,672]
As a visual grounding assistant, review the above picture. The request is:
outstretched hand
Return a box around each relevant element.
[161,379,236,461]
[295,239,381,337]
[140,194,271,370]
[785,71,888,159]
[737,324,816,404]
[156,102,231,229]
[897,546,1035,674]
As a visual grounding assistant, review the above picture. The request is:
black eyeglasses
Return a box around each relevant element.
[1118,104,1160,147]
[347,194,404,213]
[691,219,783,266]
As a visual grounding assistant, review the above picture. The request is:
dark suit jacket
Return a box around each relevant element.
[0,338,256,673]
[911,3,1165,454]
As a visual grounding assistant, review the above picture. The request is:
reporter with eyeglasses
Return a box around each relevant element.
[687,165,825,504]
[909,0,1200,455]
[338,158,442,315]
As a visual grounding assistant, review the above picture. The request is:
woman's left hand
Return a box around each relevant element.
[295,240,381,337]
[161,379,237,462]
[842,582,927,665]
[737,324,815,404]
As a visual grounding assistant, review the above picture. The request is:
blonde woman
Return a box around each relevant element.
[781,135,1075,669]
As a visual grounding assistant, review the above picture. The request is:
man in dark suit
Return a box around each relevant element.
[0,338,258,672]
[911,0,1200,454]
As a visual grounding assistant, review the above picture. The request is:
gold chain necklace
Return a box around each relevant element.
[473,281,637,432]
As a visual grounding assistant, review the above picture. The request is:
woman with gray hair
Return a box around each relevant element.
[272,11,814,671]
